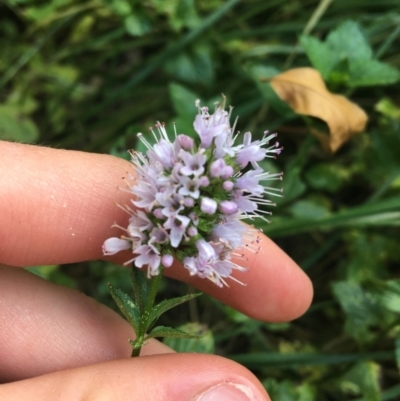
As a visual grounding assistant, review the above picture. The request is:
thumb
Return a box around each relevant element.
[1,354,270,401]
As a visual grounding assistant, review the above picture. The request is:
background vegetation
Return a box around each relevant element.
[1,0,400,399]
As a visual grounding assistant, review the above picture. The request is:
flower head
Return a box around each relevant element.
[103,98,282,286]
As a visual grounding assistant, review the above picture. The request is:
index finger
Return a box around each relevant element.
[0,141,312,322]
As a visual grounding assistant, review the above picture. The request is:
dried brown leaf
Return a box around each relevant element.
[270,67,368,152]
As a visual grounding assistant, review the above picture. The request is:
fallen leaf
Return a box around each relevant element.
[269,67,368,152]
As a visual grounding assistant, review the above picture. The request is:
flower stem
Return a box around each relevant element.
[131,344,141,357]
[145,267,164,317]
[130,266,164,357]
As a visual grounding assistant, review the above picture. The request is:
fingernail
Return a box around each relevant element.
[195,382,264,401]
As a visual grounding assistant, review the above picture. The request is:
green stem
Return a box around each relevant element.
[130,267,164,357]
[145,267,164,317]
[131,344,142,357]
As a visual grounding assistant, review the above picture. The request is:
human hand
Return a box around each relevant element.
[0,141,313,400]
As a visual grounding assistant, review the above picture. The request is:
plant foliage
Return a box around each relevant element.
[7,0,400,399]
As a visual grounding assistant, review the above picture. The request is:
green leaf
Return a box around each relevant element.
[340,361,381,401]
[375,98,400,120]
[169,83,199,117]
[305,163,350,193]
[349,59,400,87]
[375,280,400,313]
[124,13,152,37]
[396,330,400,374]
[107,284,140,333]
[263,379,317,401]
[301,20,400,88]
[110,0,132,16]
[146,325,203,340]
[0,105,39,142]
[164,322,214,353]
[247,65,295,118]
[326,20,372,62]
[289,199,331,220]
[282,166,307,203]
[164,44,214,84]
[300,35,336,79]
[149,0,199,31]
[263,379,298,401]
[131,267,150,316]
[172,0,200,31]
[148,292,202,327]
[332,281,382,342]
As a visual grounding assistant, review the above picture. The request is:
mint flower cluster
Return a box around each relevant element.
[103,99,282,287]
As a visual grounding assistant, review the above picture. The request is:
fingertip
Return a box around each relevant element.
[1,354,270,401]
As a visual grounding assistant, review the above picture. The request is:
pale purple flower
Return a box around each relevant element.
[179,149,206,176]
[149,226,169,244]
[193,102,229,149]
[102,237,131,255]
[163,213,191,247]
[212,220,246,249]
[178,176,201,199]
[156,193,184,217]
[210,158,227,178]
[134,245,161,276]
[147,139,175,169]
[235,168,264,196]
[103,97,282,284]
[236,132,266,168]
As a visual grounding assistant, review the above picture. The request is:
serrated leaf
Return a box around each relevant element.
[148,292,202,327]
[349,59,400,87]
[146,325,203,340]
[332,281,382,343]
[107,284,140,333]
[164,322,214,353]
[131,267,149,315]
[326,20,372,62]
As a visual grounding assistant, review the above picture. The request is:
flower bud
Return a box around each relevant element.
[222,180,234,191]
[187,226,198,237]
[161,254,174,267]
[219,200,238,215]
[177,134,195,150]
[201,197,217,214]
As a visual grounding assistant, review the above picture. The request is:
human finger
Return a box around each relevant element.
[0,141,312,322]
[0,264,172,383]
[0,354,270,401]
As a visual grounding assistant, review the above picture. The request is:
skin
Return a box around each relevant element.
[0,140,313,400]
